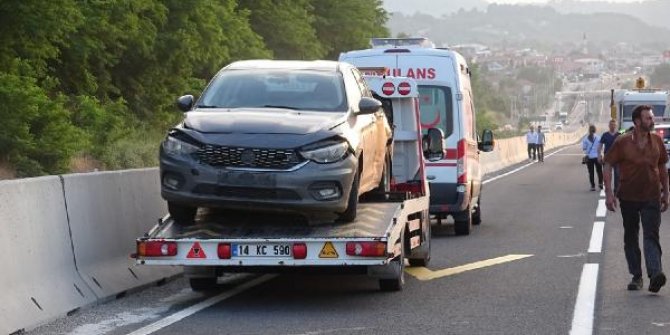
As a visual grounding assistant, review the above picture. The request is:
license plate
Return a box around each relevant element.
[218,171,276,187]
[232,243,292,257]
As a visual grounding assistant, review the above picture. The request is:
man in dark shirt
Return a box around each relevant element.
[604,105,669,293]
[599,119,620,192]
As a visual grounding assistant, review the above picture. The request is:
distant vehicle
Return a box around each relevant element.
[340,37,496,235]
[611,87,668,131]
[558,112,568,124]
[160,60,392,224]
[554,122,563,131]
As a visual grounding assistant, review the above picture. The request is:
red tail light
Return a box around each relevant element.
[137,241,177,257]
[346,242,387,257]
[457,139,467,184]
[292,243,307,259]
[217,243,231,259]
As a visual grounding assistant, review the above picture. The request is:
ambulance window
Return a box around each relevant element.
[418,86,453,137]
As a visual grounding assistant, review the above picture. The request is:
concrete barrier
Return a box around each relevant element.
[0,177,96,334]
[61,168,181,300]
[481,128,586,175]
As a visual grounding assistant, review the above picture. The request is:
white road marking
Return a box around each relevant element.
[558,253,585,258]
[560,226,574,229]
[483,146,570,185]
[570,263,600,335]
[596,199,607,217]
[125,275,276,335]
[588,221,606,253]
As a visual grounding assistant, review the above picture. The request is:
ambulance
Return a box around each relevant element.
[340,37,495,235]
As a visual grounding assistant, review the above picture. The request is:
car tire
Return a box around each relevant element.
[379,229,405,291]
[408,214,431,267]
[472,200,482,226]
[189,277,219,291]
[168,202,197,225]
[454,206,472,236]
[337,169,360,223]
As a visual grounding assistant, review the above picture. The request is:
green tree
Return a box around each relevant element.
[238,0,325,59]
[312,0,389,59]
[0,72,87,176]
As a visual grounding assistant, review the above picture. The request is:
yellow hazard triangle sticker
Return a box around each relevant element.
[319,242,338,258]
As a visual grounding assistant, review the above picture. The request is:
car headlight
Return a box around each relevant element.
[162,136,200,156]
[300,140,350,163]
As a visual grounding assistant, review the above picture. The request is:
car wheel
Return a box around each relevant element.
[379,229,405,291]
[337,169,360,223]
[472,200,482,226]
[189,277,219,291]
[408,214,431,267]
[371,151,391,195]
[454,206,472,236]
[168,201,197,225]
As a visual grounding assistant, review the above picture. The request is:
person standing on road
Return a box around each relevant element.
[526,125,537,161]
[582,125,603,191]
[598,119,620,193]
[536,125,546,162]
[604,105,668,293]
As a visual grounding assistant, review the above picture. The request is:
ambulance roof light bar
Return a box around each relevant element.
[370,37,435,49]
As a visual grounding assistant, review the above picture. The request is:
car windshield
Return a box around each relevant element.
[198,69,347,112]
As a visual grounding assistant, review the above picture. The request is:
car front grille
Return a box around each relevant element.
[193,185,301,201]
[195,145,305,170]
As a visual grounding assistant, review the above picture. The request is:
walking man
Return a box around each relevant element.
[604,105,668,292]
[526,125,537,161]
[582,125,603,191]
[598,119,620,193]
[536,125,546,162]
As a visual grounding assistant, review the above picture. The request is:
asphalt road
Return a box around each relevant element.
[26,143,670,335]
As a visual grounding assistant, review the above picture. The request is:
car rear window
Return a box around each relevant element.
[418,85,453,138]
[199,69,347,112]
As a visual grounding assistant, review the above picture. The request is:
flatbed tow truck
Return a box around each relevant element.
[135,76,434,291]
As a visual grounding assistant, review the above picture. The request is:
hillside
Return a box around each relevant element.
[387,4,670,50]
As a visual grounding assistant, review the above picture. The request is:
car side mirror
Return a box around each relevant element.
[177,95,194,112]
[356,97,382,115]
[423,128,445,161]
[478,129,495,152]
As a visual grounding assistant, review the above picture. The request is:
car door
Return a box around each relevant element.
[343,69,378,193]
[351,68,387,182]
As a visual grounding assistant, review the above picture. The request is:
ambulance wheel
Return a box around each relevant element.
[472,200,482,226]
[379,230,405,291]
[189,277,218,291]
[338,169,360,223]
[454,206,472,236]
[168,202,197,225]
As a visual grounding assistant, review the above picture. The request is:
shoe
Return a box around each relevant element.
[649,272,666,293]
[628,276,643,290]
[599,185,603,190]
[590,187,596,191]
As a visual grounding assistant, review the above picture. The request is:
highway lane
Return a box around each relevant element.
[25,143,669,335]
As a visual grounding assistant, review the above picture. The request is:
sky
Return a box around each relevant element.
[487,0,646,3]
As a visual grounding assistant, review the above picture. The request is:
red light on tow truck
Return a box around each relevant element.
[381,82,395,95]
[137,241,177,257]
[346,242,387,257]
[293,243,307,259]
[218,243,231,259]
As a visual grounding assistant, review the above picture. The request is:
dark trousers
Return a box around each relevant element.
[586,158,603,188]
[620,200,663,278]
[527,144,536,160]
[536,144,544,162]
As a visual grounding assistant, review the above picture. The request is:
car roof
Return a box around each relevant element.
[226,60,344,72]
